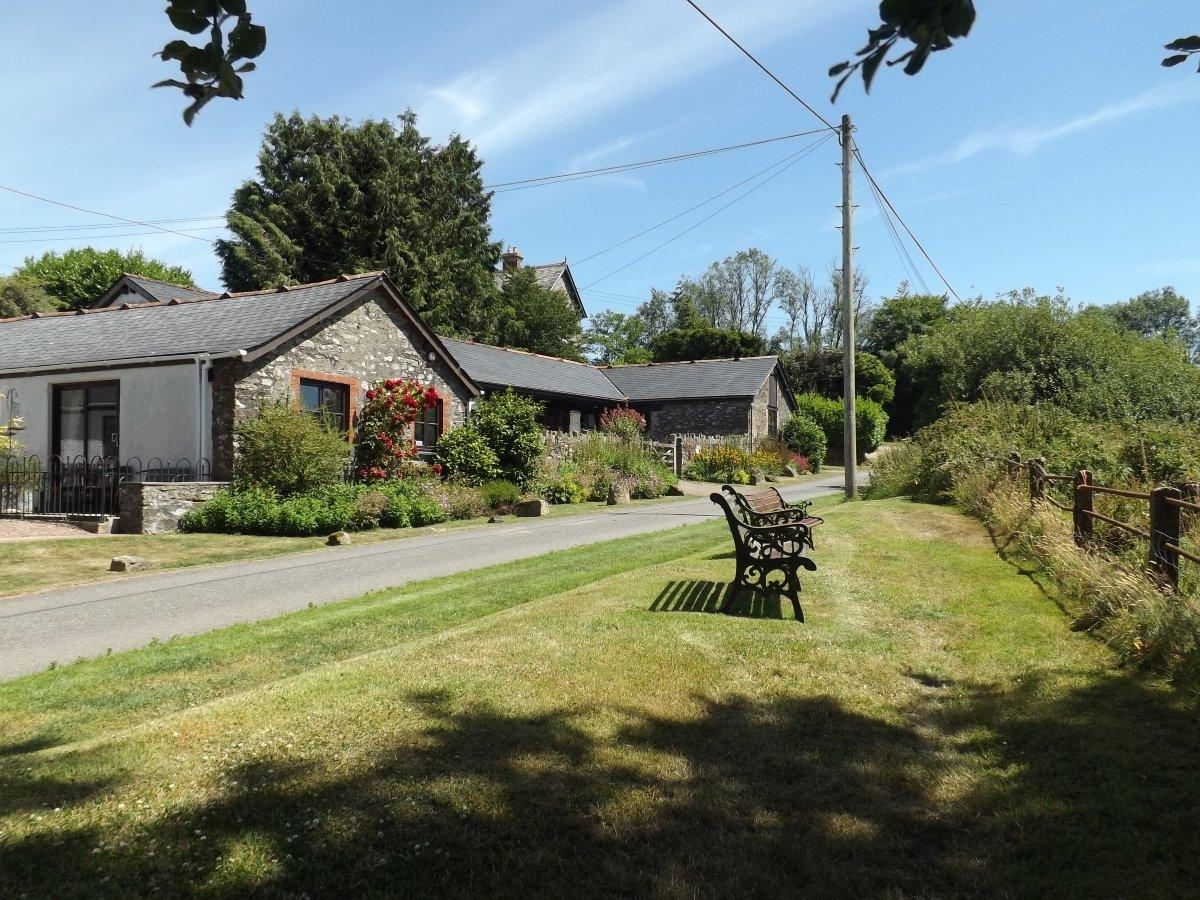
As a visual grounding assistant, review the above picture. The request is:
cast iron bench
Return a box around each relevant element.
[710,491,818,621]
[721,484,823,549]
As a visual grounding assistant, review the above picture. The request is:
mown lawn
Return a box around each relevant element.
[0,495,685,600]
[2,497,1198,896]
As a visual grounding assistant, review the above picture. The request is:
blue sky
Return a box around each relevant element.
[1,0,1197,334]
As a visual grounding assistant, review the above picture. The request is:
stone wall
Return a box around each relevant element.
[641,398,750,443]
[212,289,474,478]
[749,375,793,444]
[119,481,229,534]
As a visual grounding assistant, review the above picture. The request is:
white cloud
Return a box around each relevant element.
[887,80,1200,177]
[413,0,849,157]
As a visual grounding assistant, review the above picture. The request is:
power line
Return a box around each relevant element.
[0,225,226,245]
[860,171,930,294]
[682,0,837,132]
[853,147,962,301]
[574,139,825,266]
[485,128,829,192]
[0,216,225,235]
[582,132,835,289]
[0,183,350,272]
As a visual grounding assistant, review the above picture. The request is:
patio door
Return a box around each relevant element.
[53,381,120,462]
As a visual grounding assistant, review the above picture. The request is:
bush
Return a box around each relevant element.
[436,426,501,485]
[480,479,522,512]
[470,389,545,487]
[540,461,589,504]
[599,405,646,441]
[684,444,752,483]
[234,403,351,496]
[793,393,889,463]
[780,413,826,473]
[895,293,1200,432]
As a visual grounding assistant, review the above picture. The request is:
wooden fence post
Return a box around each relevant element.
[1007,452,1022,479]
[1149,486,1182,592]
[674,435,683,477]
[1028,457,1047,502]
[1073,470,1093,546]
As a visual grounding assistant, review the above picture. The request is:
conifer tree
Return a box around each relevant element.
[216,111,501,337]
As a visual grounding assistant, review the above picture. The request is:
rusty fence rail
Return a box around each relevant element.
[995,452,1199,593]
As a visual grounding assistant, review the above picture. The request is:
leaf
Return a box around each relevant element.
[1162,54,1190,67]
[166,3,211,34]
[903,41,933,75]
[828,61,851,76]
[219,0,248,14]
[861,46,890,92]
[229,17,267,59]
[1165,35,1200,51]
[235,61,257,73]
[158,39,193,62]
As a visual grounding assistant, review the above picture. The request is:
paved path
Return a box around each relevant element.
[0,476,847,679]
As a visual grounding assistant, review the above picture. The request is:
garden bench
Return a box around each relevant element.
[709,491,818,621]
[721,484,823,549]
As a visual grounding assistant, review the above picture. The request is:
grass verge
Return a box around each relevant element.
[4,497,1197,896]
[0,495,685,600]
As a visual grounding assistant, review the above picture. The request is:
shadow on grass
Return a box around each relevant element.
[3,676,1200,895]
[649,580,790,619]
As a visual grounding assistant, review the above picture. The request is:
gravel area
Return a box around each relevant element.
[0,519,99,542]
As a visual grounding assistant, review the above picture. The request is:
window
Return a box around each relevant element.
[299,379,350,433]
[414,400,442,449]
[53,381,119,461]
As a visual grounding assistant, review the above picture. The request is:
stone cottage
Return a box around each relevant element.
[0,272,477,480]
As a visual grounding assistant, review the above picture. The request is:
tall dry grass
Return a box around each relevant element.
[949,465,1200,688]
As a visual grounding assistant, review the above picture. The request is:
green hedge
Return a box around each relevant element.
[180,478,487,537]
[793,393,888,463]
[779,413,827,473]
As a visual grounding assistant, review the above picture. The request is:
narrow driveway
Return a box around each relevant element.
[0,476,847,679]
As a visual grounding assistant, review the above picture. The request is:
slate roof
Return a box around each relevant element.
[124,274,218,304]
[0,274,383,373]
[440,338,626,402]
[601,356,780,402]
[492,260,586,316]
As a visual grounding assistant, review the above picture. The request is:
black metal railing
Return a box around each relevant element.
[0,455,212,518]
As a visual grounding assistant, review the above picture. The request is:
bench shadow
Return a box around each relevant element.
[649,580,786,619]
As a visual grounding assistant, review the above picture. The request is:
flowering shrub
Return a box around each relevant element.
[599,405,646,442]
[684,444,752,484]
[355,378,440,481]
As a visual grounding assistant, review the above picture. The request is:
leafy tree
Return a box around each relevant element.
[0,276,54,319]
[864,289,950,435]
[1086,287,1197,361]
[635,289,676,344]
[863,289,950,358]
[156,0,267,125]
[896,292,1200,431]
[780,349,895,406]
[14,248,196,312]
[650,326,766,362]
[833,2,1197,98]
[582,311,651,364]
[494,269,583,360]
[673,249,782,337]
[216,111,501,338]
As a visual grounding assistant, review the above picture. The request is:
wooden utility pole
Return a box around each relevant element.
[840,114,857,500]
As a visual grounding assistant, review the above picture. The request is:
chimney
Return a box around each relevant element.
[501,245,523,272]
